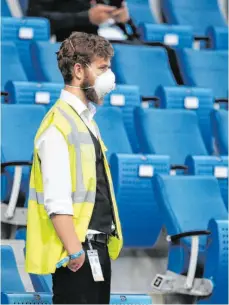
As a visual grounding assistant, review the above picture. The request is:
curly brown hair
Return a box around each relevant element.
[56,32,114,84]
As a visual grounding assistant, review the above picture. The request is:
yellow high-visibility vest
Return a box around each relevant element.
[25,99,123,274]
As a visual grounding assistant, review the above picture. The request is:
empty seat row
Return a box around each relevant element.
[1,245,152,304]
[1,105,228,245]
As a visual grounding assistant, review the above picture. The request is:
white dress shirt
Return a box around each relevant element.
[36,90,102,234]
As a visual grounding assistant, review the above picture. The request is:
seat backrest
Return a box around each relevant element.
[5,81,63,107]
[139,24,193,48]
[1,17,50,81]
[103,85,141,153]
[1,42,27,90]
[1,0,11,16]
[186,155,228,209]
[134,108,208,164]
[176,49,228,99]
[112,44,176,96]
[154,175,228,248]
[211,109,228,155]
[203,219,228,305]
[156,86,214,154]
[95,107,132,160]
[126,0,156,25]
[162,0,227,36]
[206,26,228,50]
[1,104,46,162]
[31,41,62,83]
[1,292,52,304]
[1,245,25,292]
[110,154,170,247]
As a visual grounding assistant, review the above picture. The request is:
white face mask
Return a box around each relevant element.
[91,67,116,99]
[66,65,116,100]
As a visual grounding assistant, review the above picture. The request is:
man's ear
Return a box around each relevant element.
[73,63,84,81]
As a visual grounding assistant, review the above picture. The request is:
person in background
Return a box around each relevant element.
[27,0,129,41]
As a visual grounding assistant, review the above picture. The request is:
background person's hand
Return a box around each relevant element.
[111,3,129,23]
[67,251,86,272]
[89,4,116,25]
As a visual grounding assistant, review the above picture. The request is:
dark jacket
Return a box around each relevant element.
[27,0,98,41]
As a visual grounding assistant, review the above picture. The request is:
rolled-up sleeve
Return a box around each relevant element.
[36,126,73,216]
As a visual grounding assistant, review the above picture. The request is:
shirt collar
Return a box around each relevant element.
[60,89,96,121]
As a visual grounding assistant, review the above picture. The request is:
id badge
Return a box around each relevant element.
[87,250,104,282]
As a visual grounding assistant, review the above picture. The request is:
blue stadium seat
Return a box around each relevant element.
[156,86,214,154]
[1,245,25,292]
[161,0,227,36]
[139,24,193,48]
[176,49,228,99]
[186,156,228,209]
[206,26,228,50]
[126,0,155,25]
[5,81,63,108]
[95,107,132,160]
[134,108,208,164]
[153,176,228,274]
[1,42,27,90]
[103,85,141,153]
[15,228,27,240]
[19,0,29,15]
[201,219,228,304]
[31,42,62,83]
[110,294,152,304]
[1,292,152,305]
[1,17,50,81]
[211,109,228,155]
[110,154,170,247]
[112,44,176,97]
[1,0,11,16]
[1,105,46,212]
[1,292,52,304]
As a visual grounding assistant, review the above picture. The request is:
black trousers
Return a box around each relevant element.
[52,240,111,304]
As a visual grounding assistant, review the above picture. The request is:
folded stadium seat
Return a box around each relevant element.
[1,42,27,90]
[112,44,176,97]
[134,108,208,165]
[186,156,228,209]
[1,245,25,293]
[95,107,170,247]
[110,154,170,247]
[1,293,52,304]
[211,109,228,155]
[161,0,227,36]
[139,24,193,48]
[176,49,228,100]
[1,0,11,16]
[1,104,46,227]
[95,107,133,160]
[5,81,63,109]
[200,219,228,304]
[31,41,62,83]
[156,86,214,154]
[206,26,228,50]
[103,85,141,153]
[152,176,227,296]
[126,0,192,48]
[1,292,152,305]
[1,17,50,81]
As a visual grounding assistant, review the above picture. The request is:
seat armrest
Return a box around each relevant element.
[167,230,211,243]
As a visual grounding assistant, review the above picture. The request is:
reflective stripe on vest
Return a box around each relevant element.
[31,105,96,205]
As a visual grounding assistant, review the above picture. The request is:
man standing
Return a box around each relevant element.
[25,32,123,304]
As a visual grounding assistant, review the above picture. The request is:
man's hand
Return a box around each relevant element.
[111,3,129,24]
[68,251,86,272]
[89,4,116,25]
